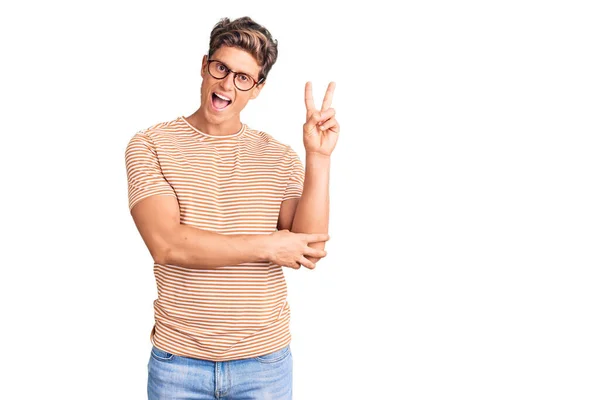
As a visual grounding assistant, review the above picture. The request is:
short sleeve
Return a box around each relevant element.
[283,147,305,201]
[125,132,177,211]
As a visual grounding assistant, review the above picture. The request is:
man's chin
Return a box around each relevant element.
[204,107,232,123]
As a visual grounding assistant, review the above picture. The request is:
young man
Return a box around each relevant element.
[125,16,339,399]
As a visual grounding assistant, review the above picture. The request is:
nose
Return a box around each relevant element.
[220,71,235,91]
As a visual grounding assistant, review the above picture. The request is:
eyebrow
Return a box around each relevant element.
[210,58,259,81]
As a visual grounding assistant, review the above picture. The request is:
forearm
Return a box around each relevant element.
[291,152,330,259]
[161,225,271,269]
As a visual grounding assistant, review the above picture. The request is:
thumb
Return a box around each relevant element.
[304,111,323,133]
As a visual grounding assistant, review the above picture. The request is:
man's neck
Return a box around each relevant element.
[186,108,242,136]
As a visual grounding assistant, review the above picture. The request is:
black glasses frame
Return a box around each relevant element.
[206,59,264,91]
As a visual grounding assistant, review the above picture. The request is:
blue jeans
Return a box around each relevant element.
[147,344,293,399]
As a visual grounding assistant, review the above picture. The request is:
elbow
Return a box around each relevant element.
[307,255,325,267]
[151,242,174,265]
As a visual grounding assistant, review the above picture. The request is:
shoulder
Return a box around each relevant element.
[126,116,185,150]
[133,116,184,140]
[243,125,298,156]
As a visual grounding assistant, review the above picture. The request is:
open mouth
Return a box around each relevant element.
[211,92,232,110]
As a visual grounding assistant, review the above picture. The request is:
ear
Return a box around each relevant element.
[249,81,265,100]
[201,55,208,77]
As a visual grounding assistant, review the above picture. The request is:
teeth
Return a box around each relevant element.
[214,93,231,102]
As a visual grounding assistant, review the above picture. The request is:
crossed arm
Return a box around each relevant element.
[131,160,329,270]
[130,151,331,270]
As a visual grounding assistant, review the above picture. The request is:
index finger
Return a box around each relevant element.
[304,81,316,112]
[321,81,336,111]
[305,233,330,243]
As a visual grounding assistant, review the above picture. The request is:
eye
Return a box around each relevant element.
[216,63,227,72]
[237,74,250,82]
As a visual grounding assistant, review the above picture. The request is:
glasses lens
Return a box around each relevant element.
[234,74,255,91]
[209,61,228,78]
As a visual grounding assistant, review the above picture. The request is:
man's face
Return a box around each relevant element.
[200,46,264,124]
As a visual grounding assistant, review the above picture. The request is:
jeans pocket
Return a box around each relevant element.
[151,345,175,361]
[254,345,291,364]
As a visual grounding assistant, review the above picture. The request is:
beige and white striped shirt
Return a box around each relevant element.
[125,115,304,361]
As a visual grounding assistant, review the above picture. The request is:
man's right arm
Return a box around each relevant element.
[130,195,329,270]
[131,195,272,269]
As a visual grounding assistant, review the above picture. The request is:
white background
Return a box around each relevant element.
[1,0,599,399]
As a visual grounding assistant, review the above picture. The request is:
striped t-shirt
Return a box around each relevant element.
[125,115,304,361]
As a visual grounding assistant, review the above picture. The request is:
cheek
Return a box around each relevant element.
[200,81,209,96]
[233,95,251,109]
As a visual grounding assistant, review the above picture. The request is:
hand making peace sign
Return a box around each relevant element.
[303,82,340,156]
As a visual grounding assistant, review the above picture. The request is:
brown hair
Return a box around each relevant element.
[208,17,278,83]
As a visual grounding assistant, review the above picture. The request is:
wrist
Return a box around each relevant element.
[306,151,331,160]
[253,234,273,263]
[306,152,331,170]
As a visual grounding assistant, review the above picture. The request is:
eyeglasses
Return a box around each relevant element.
[206,59,264,91]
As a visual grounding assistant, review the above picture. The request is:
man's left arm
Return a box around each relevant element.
[278,153,330,263]
[277,81,339,266]
[290,153,330,262]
